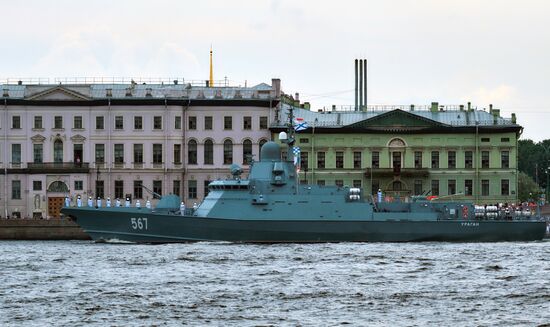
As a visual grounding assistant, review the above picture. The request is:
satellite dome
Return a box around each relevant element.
[260,141,281,161]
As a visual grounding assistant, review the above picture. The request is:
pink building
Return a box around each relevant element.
[1,78,281,219]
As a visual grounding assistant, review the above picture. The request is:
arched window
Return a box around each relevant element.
[188,140,197,164]
[243,139,252,164]
[392,181,402,191]
[258,139,268,161]
[223,139,233,164]
[48,181,69,192]
[54,139,63,163]
[204,139,213,165]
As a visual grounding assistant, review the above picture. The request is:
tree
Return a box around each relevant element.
[517,171,541,202]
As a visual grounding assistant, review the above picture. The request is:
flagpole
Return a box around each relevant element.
[311,118,316,184]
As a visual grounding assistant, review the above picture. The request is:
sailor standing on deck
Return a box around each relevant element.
[115,198,121,207]
[146,199,151,209]
[193,202,198,210]
[77,195,82,207]
[96,197,102,208]
[377,189,383,203]
[64,196,70,207]
[106,197,111,207]
[180,202,185,216]
[136,200,141,208]
[87,196,93,207]
[125,197,131,207]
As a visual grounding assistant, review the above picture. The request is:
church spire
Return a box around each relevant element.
[209,45,214,87]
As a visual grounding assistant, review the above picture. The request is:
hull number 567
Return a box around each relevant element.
[130,217,148,230]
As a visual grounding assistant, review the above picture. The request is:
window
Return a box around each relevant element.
[188,116,197,130]
[188,180,197,199]
[203,180,210,197]
[95,180,104,199]
[353,152,362,169]
[133,144,143,163]
[95,144,105,163]
[175,116,182,130]
[204,116,213,130]
[188,140,197,164]
[115,116,124,130]
[448,180,456,195]
[153,180,162,199]
[33,181,42,191]
[54,116,63,129]
[204,139,214,164]
[12,116,21,129]
[501,137,510,142]
[33,144,43,163]
[501,179,509,196]
[260,116,268,129]
[465,180,473,196]
[243,139,252,164]
[414,180,422,195]
[243,116,252,130]
[153,144,163,164]
[335,180,344,187]
[300,152,309,171]
[481,137,490,142]
[96,116,104,130]
[482,180,489,196]
[114,144,124,164]
[465,151,473,169]
[54,140,63,163]
[173,180,181,197]
[133,116,142,130]
[223,139,233,164]
[174,144,182,164]
[114,181,124,199]
[414,151,422,169]
[431,151,439,169]
[336,152,344,169]
[152,116,162,130]
[12,144,21,164]
[73,116,83,129]
[481,151,489,168]
[431,180,439,196]
[501,151,509,168]
[353,180,362,188]
[71,180,82,192]
[299,138,310,144]
[371,151,379,169]
[12,180,21,199]
[34,116,42,129]
[448,151,456,169]
[317,151,325,169]
[224,116,232,130]
[133,181,143,199]
[318,180,326,186]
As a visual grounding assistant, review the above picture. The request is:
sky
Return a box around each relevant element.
[1,0,549,141]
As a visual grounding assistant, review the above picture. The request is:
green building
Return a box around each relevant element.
[272,103,521,204]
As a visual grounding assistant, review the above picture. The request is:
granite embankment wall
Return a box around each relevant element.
[0,219,91,240]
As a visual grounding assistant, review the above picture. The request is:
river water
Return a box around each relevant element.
[1,241,549,326]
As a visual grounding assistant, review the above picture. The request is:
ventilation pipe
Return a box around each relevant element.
[359,59,363,111]
[354,59,358,111]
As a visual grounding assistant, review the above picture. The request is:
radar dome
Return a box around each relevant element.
[260,141,281,161]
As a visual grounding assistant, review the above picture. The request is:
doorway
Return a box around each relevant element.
[74,144,83,166]
[48,197,64,218]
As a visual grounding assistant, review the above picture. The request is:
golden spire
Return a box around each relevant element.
[209,45,214,87]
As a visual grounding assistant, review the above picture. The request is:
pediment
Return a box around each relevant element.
[70,134,86,143]
[348,109,448,129]
[30,134,46,143]
[27,86,90,101]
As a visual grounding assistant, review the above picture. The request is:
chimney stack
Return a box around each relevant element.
[354,59,358,111]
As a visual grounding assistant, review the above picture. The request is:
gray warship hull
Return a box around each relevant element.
[61,207,546,243]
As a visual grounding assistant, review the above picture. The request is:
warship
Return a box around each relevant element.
[61,111,546,243]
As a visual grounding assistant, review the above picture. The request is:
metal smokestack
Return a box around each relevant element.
[354,59,358,111]
[363,59,367,108]
[359,59,363,110]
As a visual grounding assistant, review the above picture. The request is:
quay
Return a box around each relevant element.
[0,218,90,240]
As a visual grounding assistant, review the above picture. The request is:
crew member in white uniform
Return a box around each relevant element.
[125,197,131,207]
[77,195,82,207]
[64,196,70,207]
[96,197,102,208]
[136,200,141,208]
[145,200,151,209]
[87,196,93,207]
[106,197,111,207]
[180,202,186,216]
[115,198,121,207]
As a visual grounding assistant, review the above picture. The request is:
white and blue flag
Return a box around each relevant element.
[294,117,308,131]
[293,146,301,171]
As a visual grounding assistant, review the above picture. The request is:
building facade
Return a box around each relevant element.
[1,79,281,218]
[273,103,521,204]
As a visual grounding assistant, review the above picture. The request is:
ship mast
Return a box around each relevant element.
[286,106,296,161]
